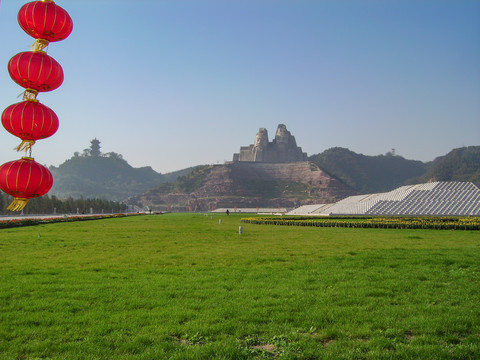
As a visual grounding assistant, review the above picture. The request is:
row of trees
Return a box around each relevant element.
[0,193,125,215]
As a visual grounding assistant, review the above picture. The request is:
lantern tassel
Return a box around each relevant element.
[15,140,36,152]
[31,39,50,52]
[7,198,29,211]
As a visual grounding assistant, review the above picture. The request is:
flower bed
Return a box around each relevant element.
[241,216,480,230]
[0,213,139,229]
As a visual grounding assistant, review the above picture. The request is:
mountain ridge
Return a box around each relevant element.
[48,139,479,205]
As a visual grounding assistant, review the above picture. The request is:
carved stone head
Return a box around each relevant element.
[275,124,291,145]
[254,128,269,148]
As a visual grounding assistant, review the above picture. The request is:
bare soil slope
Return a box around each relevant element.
[133,162,356,211]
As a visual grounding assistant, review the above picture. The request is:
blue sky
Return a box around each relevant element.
[0,0,479,173]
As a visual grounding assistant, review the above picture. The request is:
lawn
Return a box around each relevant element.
[1,213,479,359]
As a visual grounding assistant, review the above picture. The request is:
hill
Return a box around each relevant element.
[419,146,480,183]
[49,154,164,201]
[49,139,197,201]
[48,138,479,204]
[308,147,428,193]
[130,161,357,211]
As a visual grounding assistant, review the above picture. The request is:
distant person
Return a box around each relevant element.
[226,209,230,215]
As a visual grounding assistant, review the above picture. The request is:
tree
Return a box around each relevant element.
[0,193,5,214]
[106,152,123,160]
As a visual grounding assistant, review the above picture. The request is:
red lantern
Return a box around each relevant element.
[8,51,64,93]
[0,157,53,211]
[2,101,59,152]
[18,0,73,43]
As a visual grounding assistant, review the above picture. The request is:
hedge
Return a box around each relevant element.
[0,213,133,229]
[241,216,480,230]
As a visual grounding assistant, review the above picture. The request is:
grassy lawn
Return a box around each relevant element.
[1,213,479,359]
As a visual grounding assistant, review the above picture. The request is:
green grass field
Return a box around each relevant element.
[1,213,479,359]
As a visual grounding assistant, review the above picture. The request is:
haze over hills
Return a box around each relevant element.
[48,135,479,207]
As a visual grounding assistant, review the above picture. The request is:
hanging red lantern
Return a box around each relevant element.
[18,0,73,43]
[8,51,64,93]
[0,157,53,211]
[2,100,59,152]
[0,1,72,212]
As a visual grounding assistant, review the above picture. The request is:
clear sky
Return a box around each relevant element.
[0,0,479,173]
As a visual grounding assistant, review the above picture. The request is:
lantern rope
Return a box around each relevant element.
[7,198,29,211]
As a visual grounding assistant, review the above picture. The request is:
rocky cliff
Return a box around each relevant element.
[131,161,356,211]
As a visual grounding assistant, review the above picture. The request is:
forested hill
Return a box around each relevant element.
[49,153,163,201]
[49,139,198,201]
[308,146,480,194]
[418,146,480,183]
[308,148,428,193]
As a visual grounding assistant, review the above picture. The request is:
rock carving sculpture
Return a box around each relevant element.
[233,124,307,163]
